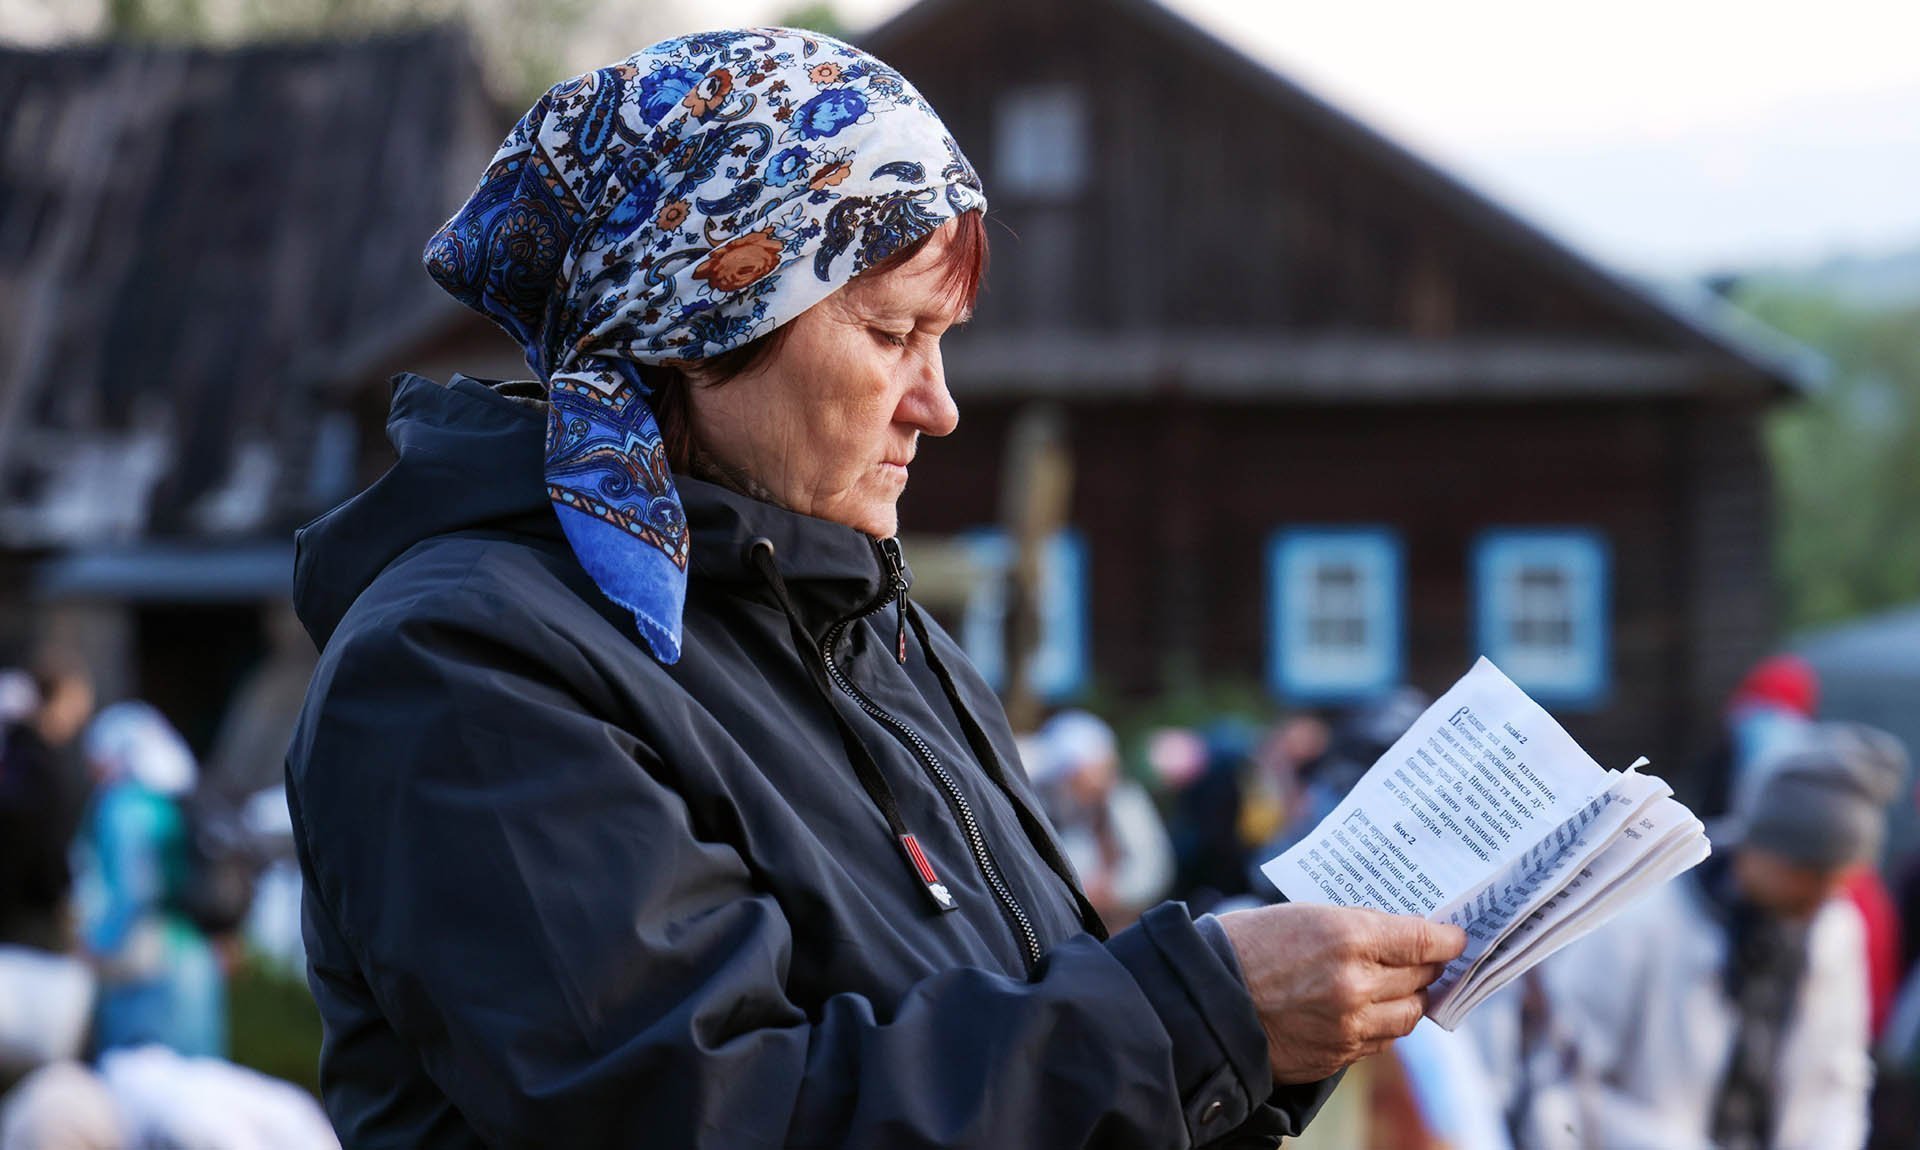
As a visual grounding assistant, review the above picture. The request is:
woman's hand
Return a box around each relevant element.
[1217,904,1467,1084]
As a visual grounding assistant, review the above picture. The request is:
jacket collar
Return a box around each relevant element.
[679,473,913,641]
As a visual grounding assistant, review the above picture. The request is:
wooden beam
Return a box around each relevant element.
[940,333,1769,401]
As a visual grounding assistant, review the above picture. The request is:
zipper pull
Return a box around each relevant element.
[899,833,958,912]
[880,537,909,664]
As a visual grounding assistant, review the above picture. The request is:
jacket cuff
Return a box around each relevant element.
[1199,914,1347,1138]
[1108,902,1271,1146]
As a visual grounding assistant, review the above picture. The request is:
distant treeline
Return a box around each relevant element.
[1738,284,1920,630]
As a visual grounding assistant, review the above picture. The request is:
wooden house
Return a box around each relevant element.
[0,6,1815,776]
[862,0,1814,768]
[0,28,506,751]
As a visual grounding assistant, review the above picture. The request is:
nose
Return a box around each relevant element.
[898,347,959,438]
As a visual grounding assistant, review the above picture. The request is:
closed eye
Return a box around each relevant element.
[873,328,911,349]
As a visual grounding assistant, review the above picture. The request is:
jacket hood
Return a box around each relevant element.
[294,373,907,651]
[294,374,550,649]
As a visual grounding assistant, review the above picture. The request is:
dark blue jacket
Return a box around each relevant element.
[286,374,1334,1147]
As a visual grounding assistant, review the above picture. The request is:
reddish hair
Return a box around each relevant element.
[648,210,987,470]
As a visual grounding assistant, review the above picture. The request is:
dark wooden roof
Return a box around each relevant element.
[0,26,501,541]
[863,0,1815,401]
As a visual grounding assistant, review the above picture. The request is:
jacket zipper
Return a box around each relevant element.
[819,539,1045,972]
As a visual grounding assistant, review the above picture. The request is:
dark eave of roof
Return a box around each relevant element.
[939,333,1764,401]
[35,539,294,602]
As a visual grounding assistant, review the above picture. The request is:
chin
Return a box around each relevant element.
[815,495,897,537]
[843,495,899,539]
[856,508,899,539]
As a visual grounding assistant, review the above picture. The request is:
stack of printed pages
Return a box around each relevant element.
[1262,658,1711,1030]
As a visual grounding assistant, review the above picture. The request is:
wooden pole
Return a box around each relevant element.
[999,402,1072,733]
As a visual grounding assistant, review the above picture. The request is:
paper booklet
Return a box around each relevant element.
[1260,657,1711,1031]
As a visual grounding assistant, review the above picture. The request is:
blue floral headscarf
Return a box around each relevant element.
[424,28,986,663]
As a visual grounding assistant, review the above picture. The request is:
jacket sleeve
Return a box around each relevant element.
[290,594,1295,1150]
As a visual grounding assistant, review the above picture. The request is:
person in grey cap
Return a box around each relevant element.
[1739,723,1907,889]
[1465,721,1908,1150]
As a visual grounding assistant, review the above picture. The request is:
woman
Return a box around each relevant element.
[77,703,224,1058]
[288,28,1461,1148]
[1029,710,1175,928]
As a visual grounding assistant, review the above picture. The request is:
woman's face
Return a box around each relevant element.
[686,221,968,538]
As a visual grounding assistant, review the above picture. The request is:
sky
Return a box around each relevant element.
[9,0,1918,277]
[621,0,1920,278]
[1156,0,1920,277]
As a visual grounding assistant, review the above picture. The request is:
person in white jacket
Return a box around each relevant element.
[1470,722,1906,1150]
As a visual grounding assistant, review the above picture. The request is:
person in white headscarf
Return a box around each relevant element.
[1031,711,1175,929]
[74,702,224,1058]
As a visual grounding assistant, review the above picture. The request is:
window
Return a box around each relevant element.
[959,529,1088,699]
[993,85,1088,199]
[1474,529,1610,707]
[1268,528,1404,702]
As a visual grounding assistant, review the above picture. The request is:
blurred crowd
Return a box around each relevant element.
[1019,654,1919,1150]
[0,655,334,1149]
[1,646,1915,1148]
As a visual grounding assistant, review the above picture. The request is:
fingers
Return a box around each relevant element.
[1367,915,1468,967]
[1315,995,1428,1077]
[1370,961,1450,1001]
[1356,994,1428,1043]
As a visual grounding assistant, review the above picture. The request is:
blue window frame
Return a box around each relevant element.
[1267,528,1405,703]
[1473,529,1611,708]
[959,529,1089,700]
